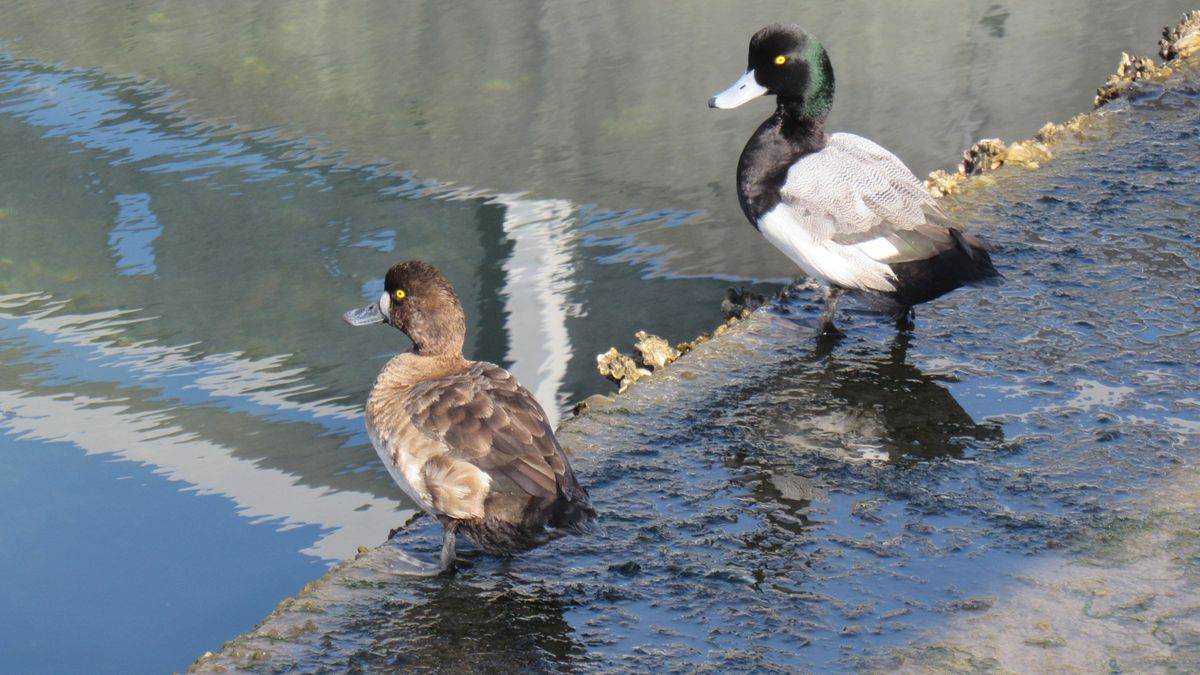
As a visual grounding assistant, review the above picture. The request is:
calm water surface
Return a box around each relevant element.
[0,1,1196,672]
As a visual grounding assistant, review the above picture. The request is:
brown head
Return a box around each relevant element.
[343,260,467,357]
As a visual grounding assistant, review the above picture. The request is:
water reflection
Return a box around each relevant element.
[0,292,402,560]
[494,195,578,425]
[719,327,1005,547]
[108,193,162,276]
[733,327,1003,465]
[363,576,583,672]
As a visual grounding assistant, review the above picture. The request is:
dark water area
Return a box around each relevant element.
[0,1,1197,672]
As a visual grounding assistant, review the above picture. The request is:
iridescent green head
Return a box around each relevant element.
[709,24,835,120]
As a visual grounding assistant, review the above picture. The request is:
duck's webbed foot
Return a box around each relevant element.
[818,287,846,335]
[384,521,461,577]
[386,549,448,577]
[818,317,844,336]
[779,278,809,304]
[438,521,460,576]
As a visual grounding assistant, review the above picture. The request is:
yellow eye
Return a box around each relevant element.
[393,289,406,300]
[774,55,787,65]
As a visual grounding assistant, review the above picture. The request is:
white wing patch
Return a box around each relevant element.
[855,236,901,260]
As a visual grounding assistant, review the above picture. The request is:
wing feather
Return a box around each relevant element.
[780,133,959,264]
[404,362,567,502]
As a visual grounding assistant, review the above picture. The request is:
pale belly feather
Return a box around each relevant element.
[367,424,436,516]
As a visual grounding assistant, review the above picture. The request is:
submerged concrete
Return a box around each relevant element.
[885,474,1200,671]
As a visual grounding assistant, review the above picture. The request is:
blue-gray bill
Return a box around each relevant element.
[708,69,767,109]
[343,302,387,326]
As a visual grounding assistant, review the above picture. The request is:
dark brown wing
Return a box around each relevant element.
[404,362,570,502]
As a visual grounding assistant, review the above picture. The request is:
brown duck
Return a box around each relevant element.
[344,260,599,575]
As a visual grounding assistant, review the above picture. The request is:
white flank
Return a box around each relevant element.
[758,206,896,292]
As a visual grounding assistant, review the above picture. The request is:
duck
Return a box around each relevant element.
[709,24,1001,333]
[344,260,599,575]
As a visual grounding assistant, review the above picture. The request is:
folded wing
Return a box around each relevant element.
[404,362,576,504]
[781,132,967,265]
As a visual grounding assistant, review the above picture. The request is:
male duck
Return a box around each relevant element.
[344,260,599,575]
[710,24,1001,333]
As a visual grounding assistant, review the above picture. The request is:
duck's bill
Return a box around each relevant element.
[709,69,768,109]
[343,303,387,326]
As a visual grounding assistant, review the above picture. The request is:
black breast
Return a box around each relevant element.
[736,113,827,225]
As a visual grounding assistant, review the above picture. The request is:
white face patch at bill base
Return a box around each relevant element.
[379,291,392,315]
[710,69,768,109]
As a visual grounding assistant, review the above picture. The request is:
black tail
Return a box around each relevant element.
[887,228,1002,307]
[549,479,602,537]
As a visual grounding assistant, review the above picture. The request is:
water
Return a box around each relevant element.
[0,1,1196,672]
